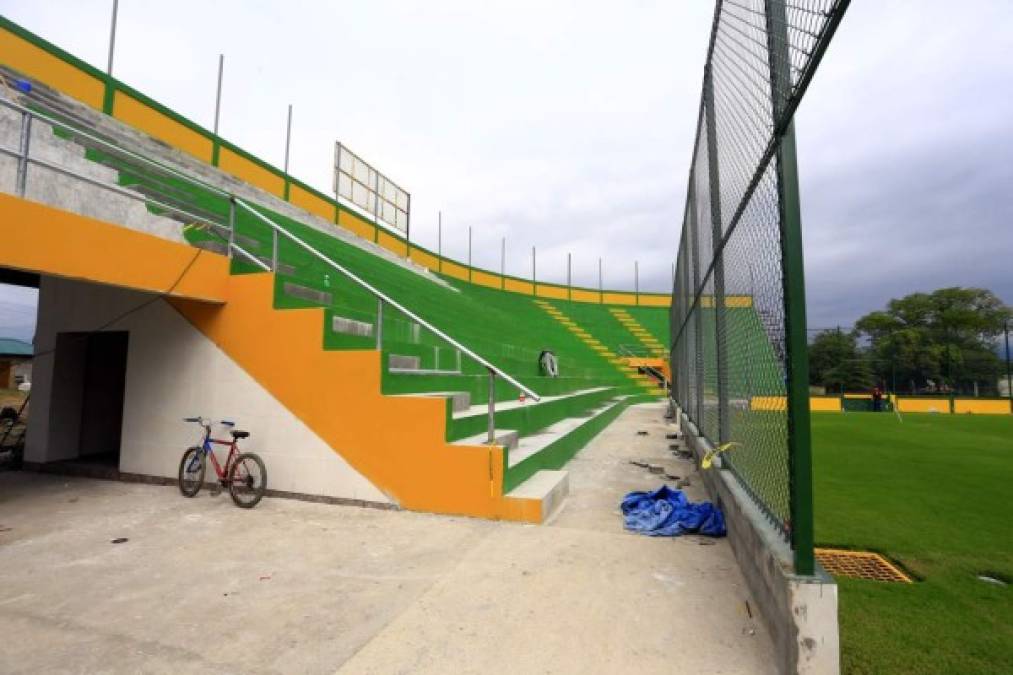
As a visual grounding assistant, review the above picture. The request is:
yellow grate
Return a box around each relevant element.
[815,548,912,583]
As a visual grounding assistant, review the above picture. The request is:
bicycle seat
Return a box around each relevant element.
[230,430,250,439]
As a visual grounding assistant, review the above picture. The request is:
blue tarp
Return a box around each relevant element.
[620,486,726,537]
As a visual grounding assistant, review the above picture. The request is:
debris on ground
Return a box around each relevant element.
[620,486,726,537]
[636,430,649,436]
[676,478,692,489]
[629,460,650,468]
[110,538,128,544]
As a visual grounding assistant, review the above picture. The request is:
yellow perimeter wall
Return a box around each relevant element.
[750,395,1011,415]
[0,18,672,308]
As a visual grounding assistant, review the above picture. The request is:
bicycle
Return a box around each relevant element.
[178,417,267,508]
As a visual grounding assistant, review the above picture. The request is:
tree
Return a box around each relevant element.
[855,288,1011,394]
[808,329,874,392]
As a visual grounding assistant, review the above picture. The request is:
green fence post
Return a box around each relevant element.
[688,186,705,426]
[766,0,815,576]
[703,64,730,444]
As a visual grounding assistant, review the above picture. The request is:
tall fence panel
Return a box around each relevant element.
[670,0,850,575]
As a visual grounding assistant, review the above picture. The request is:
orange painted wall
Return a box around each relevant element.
[0,194,228,303]
[218,147,285,198]
[113,92,213,162]
[289,184,336,222]
[0,28,105,109]
[171,273,541,521]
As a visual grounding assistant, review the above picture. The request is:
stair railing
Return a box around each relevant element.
[0,94,539,444]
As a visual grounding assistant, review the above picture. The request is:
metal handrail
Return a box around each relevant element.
[234,198,541,403]
[1,89,541,443]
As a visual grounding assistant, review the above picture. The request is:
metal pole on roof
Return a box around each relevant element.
[213,55,224,137]
[532,246,537,296]
[635,260,639,305]
[598,257,603,304]
[283,104,293,176]
[567,252,572,301]
[106,0,119,76]
[405,193,412,260]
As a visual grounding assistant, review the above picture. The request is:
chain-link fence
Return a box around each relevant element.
[670,0,850,575]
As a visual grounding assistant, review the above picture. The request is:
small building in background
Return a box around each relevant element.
[0,338,33,389]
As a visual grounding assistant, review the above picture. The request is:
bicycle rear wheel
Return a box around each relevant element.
[228,452,267,508]
[178,447,206,497]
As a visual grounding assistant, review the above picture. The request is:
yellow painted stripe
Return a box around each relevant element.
[113,92,213,162]
[0,27,105,109]
[289,183,336,222]
[218,146,285,197]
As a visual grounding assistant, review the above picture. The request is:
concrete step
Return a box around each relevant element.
[507,397,624,468]
[389,354,421,370]
[451,428,520,450]
[504,469,570,523]
[452,386,612,422]
[394,390,471,413]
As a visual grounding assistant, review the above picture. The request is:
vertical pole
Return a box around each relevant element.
[598,257,603,304]
[212,54,224,166]
[375,298,383,350]
[271,228,279,271]
[767,0,814,576]
[227,198,236,259]
[283,104,293,201]
[487,370,496,444]
[438,211,443,273]
[468,226,473,282]
[103,0,119,114]
[532,247,537,296]
[106,0,119,75]
[1005,319,1012,411]
[501,237,506,289]
[688,187,705,426]
[372,169,380,241]
[567,253,572,301]
[15,114,31,197]
[704,63,730,444]
[635,261,640,306]
[405,193,412,260]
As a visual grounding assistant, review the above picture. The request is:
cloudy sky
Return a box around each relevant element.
[1,1,1011,340]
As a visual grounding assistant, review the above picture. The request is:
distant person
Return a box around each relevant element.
[872,386,883,412]
[539,350,559,378]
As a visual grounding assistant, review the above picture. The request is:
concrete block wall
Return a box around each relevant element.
[26,275,391,505]
[0,102,183,243]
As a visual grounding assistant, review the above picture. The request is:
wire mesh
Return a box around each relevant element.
[670,0,849,549]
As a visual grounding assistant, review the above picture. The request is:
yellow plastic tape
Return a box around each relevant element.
[701,442,740,470]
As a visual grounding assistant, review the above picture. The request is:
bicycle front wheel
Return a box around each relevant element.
[178,447,206,497]
[228,453,267,509]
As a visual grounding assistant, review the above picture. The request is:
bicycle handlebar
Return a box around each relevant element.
[183,417,235,427]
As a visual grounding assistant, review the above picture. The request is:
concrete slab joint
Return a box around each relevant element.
[677,406,840,675]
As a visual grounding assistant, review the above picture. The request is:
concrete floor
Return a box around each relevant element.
[0,402,774,674]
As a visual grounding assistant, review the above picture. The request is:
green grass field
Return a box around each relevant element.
[812,412,1013,674]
